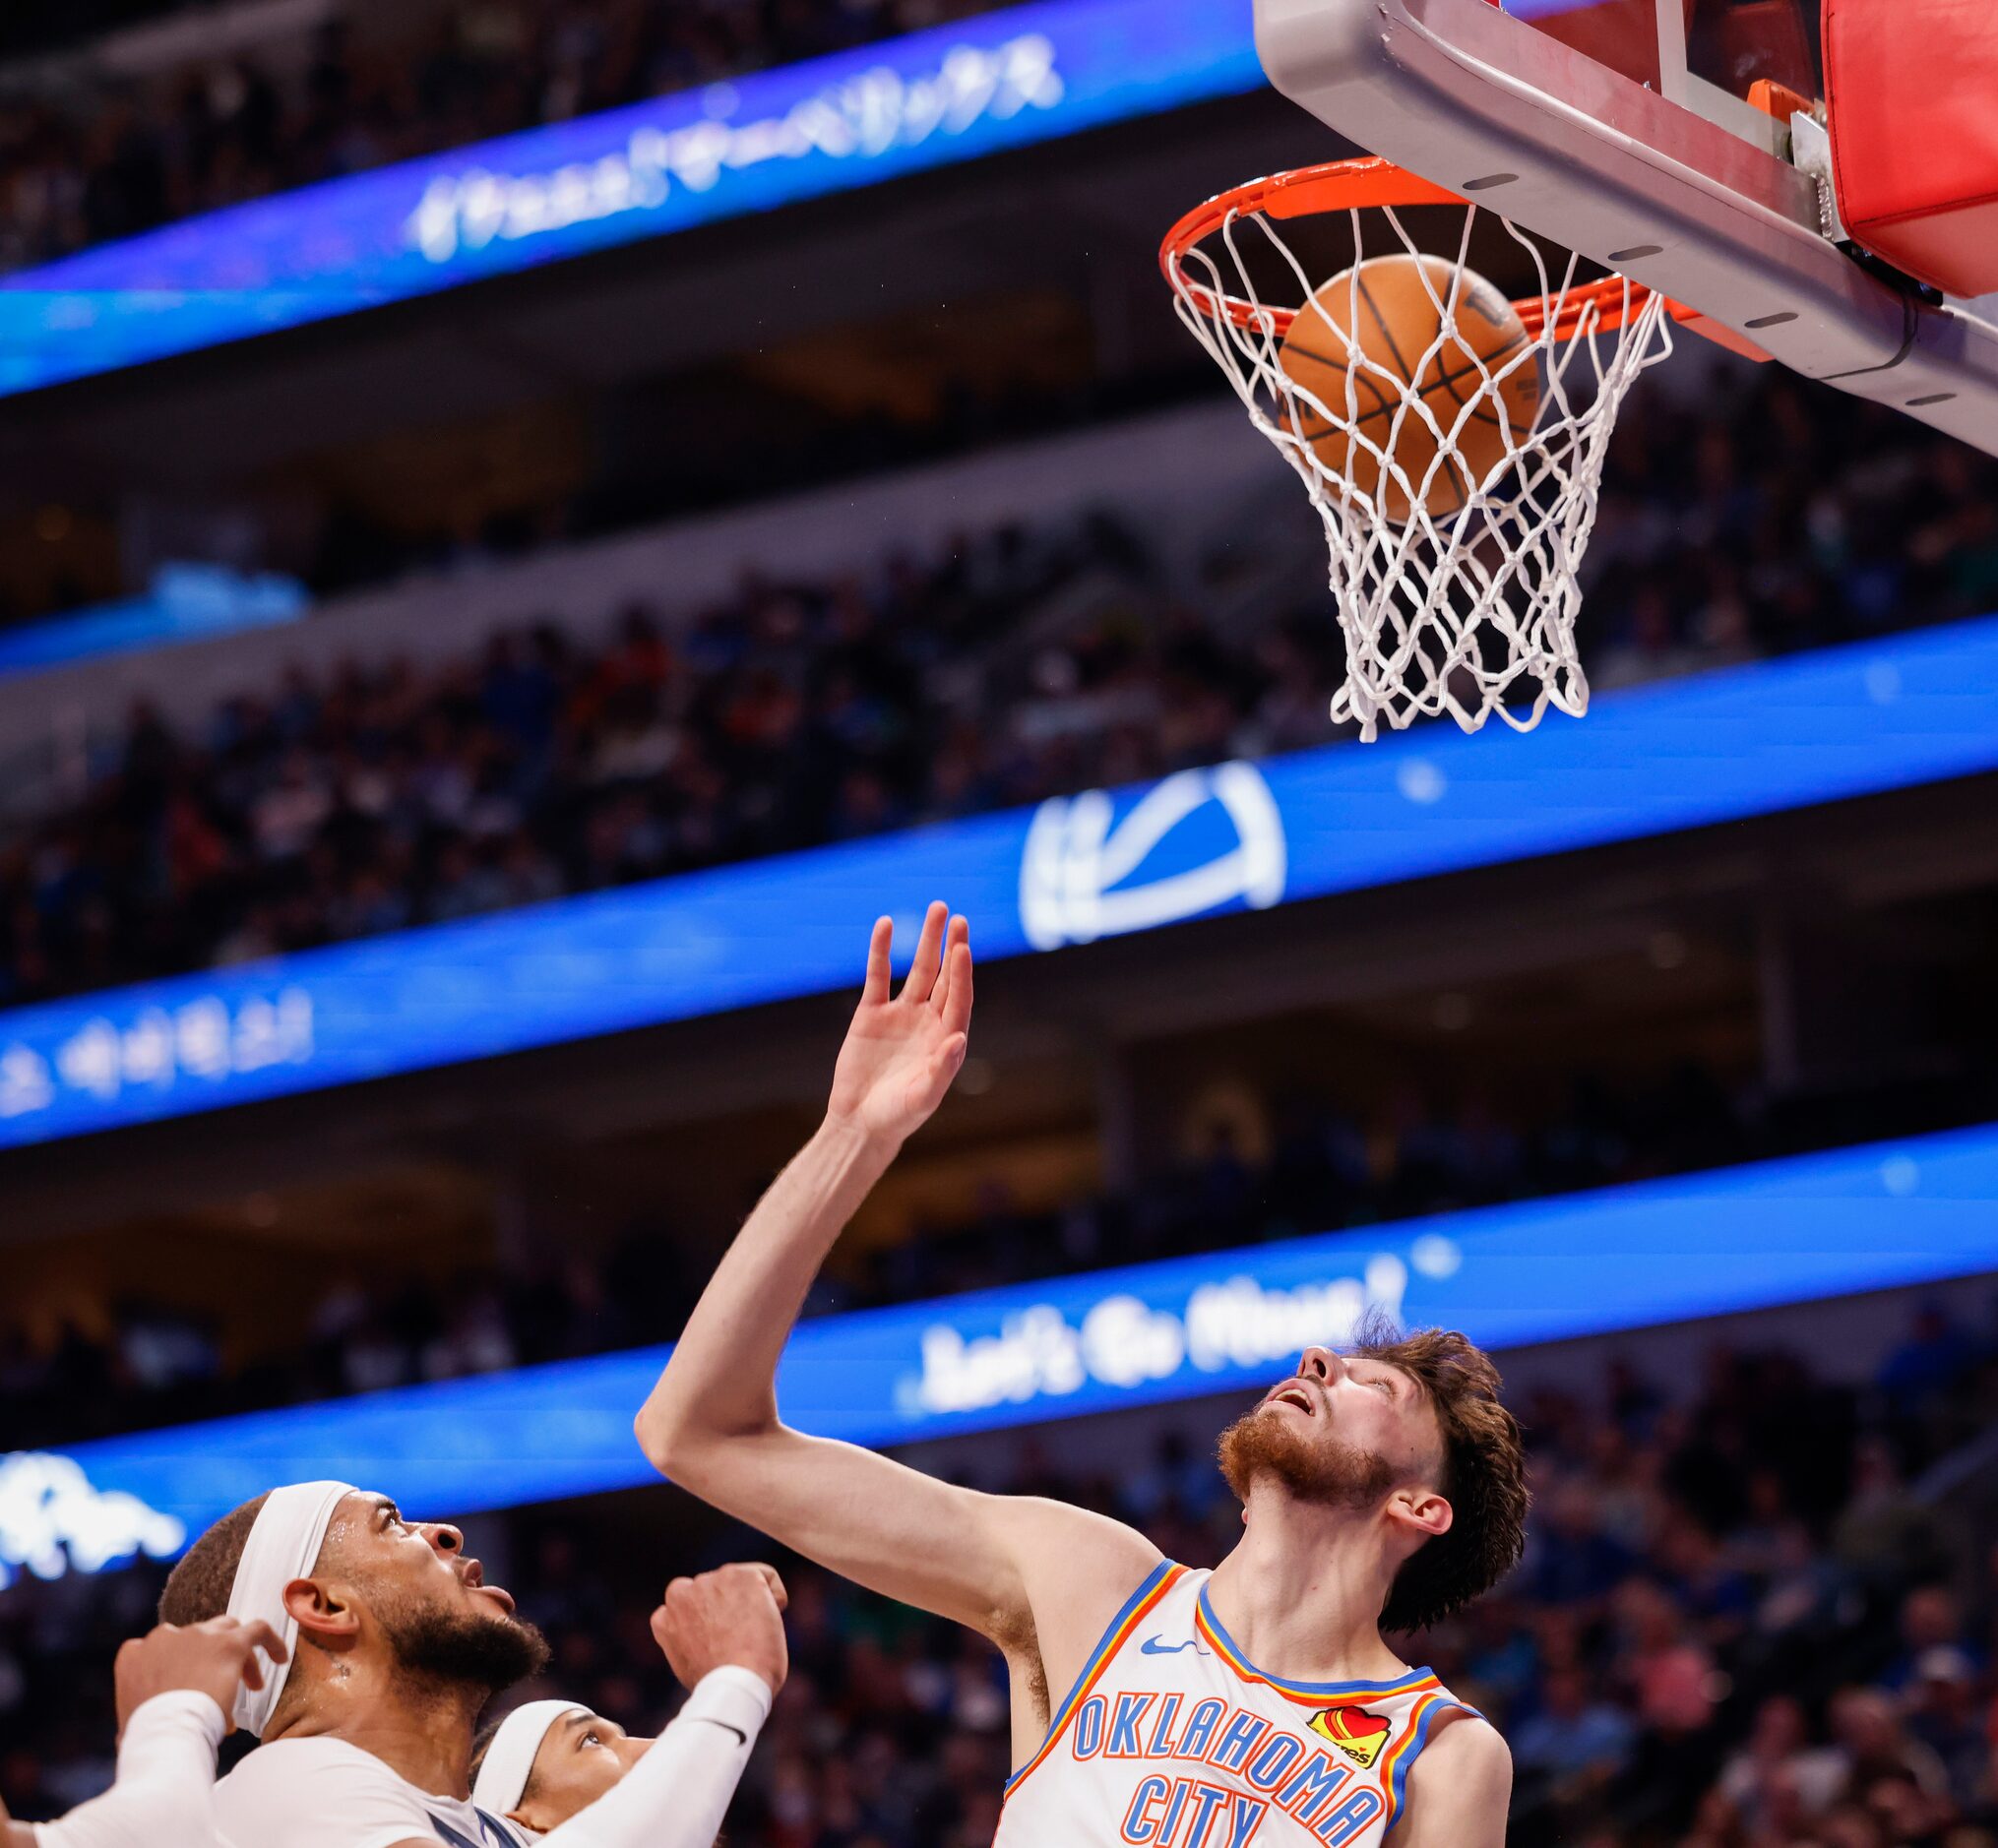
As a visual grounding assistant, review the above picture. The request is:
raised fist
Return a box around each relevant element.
[649,1562,788,1697]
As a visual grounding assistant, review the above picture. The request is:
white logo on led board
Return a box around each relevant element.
[901,1254,1416,1418]
[1020,761,1286,952]
[0,1452,186,1588]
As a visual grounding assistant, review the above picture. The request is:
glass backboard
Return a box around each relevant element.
[1512,0,1823,123]
[1249,0,1998,455]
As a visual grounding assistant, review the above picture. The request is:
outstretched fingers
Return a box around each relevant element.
[861,915,895,1005]
[899,900,949,1005]
[936,929,972,1037]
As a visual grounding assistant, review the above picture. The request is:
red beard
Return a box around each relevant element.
[1218,1400,1398,1511]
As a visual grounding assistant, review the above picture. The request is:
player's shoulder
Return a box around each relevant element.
[998,1495,1163,1571]
[214,1737,451,1848]
[215,1735,433,1826]
[1405,1708,1512,1816]
[217,1734,369,1790]
[996,1497,1164,1604]
[1425,1707,1509,1767]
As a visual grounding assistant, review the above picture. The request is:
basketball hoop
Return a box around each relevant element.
[1162,158,1688,739]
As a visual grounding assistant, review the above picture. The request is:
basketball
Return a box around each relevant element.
[1277,253,1541,524]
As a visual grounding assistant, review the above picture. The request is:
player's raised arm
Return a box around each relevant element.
[635,904,1157,1705]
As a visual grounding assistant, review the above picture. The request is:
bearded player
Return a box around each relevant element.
[154,1485,785,1848]
[638,903,1528,1847]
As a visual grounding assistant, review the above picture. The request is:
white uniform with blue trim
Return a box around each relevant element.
[995,1564,1475,1847]
[214,1738,527,1848]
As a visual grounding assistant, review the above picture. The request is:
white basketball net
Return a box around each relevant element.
[1169,194,1675,739]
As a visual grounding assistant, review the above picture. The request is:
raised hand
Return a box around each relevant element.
[650,1562,789,1696]
[112,1615,287,1734]
[825,902,973,1148]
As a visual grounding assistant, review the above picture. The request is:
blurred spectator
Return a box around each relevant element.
[1715,1694,1845,1831]
[1827,1686,1951,1807]
[1512,1663,1636,1797]
[1902,1649,1990,1816]
[1613,1576,1718,1739]
[1883,1588,1984,1694]
[1880,1306,1985,1430]
[1832,1441,1955,1592]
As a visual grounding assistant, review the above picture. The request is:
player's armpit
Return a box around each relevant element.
[982,1494,1165,1702]
[1396,1713,1511,1848]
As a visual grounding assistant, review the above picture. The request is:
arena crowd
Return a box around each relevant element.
[5,366,1996,1012]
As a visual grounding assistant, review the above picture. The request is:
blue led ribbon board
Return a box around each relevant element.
[0,0,1261,397]
[0,565,308,678]
[13,1117,1998,1585]
[1,615,1994,1151]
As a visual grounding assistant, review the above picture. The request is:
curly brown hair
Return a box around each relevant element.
[1356,1320,1529,1633]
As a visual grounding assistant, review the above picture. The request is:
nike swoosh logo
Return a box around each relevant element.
[690,1715,749,1747]
[1140,1635,1211,1656]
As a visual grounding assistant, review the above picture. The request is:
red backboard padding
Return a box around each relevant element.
[1824,0,1998,297]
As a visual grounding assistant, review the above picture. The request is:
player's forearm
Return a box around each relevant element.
[539,1669,770,1848]
[29,1693,223,1848]
[637,1113,898,1467]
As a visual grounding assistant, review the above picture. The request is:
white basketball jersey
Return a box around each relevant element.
[994,1564,1476,1847]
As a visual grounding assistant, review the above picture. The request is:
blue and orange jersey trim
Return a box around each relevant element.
[1193,1581,1440,1707]
[1002,1559,1186,1801]
[1381,1694,1480,1834]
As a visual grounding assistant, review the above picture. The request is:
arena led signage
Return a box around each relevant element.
[1021,761,1287,951]
[0,0,1262,398]
[15,1119,1998,1585]
[1,615,1995,1152]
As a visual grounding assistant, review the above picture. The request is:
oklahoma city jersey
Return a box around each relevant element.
[995,1564,1476,1847]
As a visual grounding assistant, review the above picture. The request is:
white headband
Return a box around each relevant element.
[474,1701,586,1817]
[223,1480,356,1735]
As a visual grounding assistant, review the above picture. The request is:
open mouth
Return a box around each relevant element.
[1271,1385,1317,1418]
[460,1562,518,1614]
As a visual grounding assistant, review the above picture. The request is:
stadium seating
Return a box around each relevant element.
[4,361,1994,1010]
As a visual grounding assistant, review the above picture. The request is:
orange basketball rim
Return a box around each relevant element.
[1160,156,1771,361]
